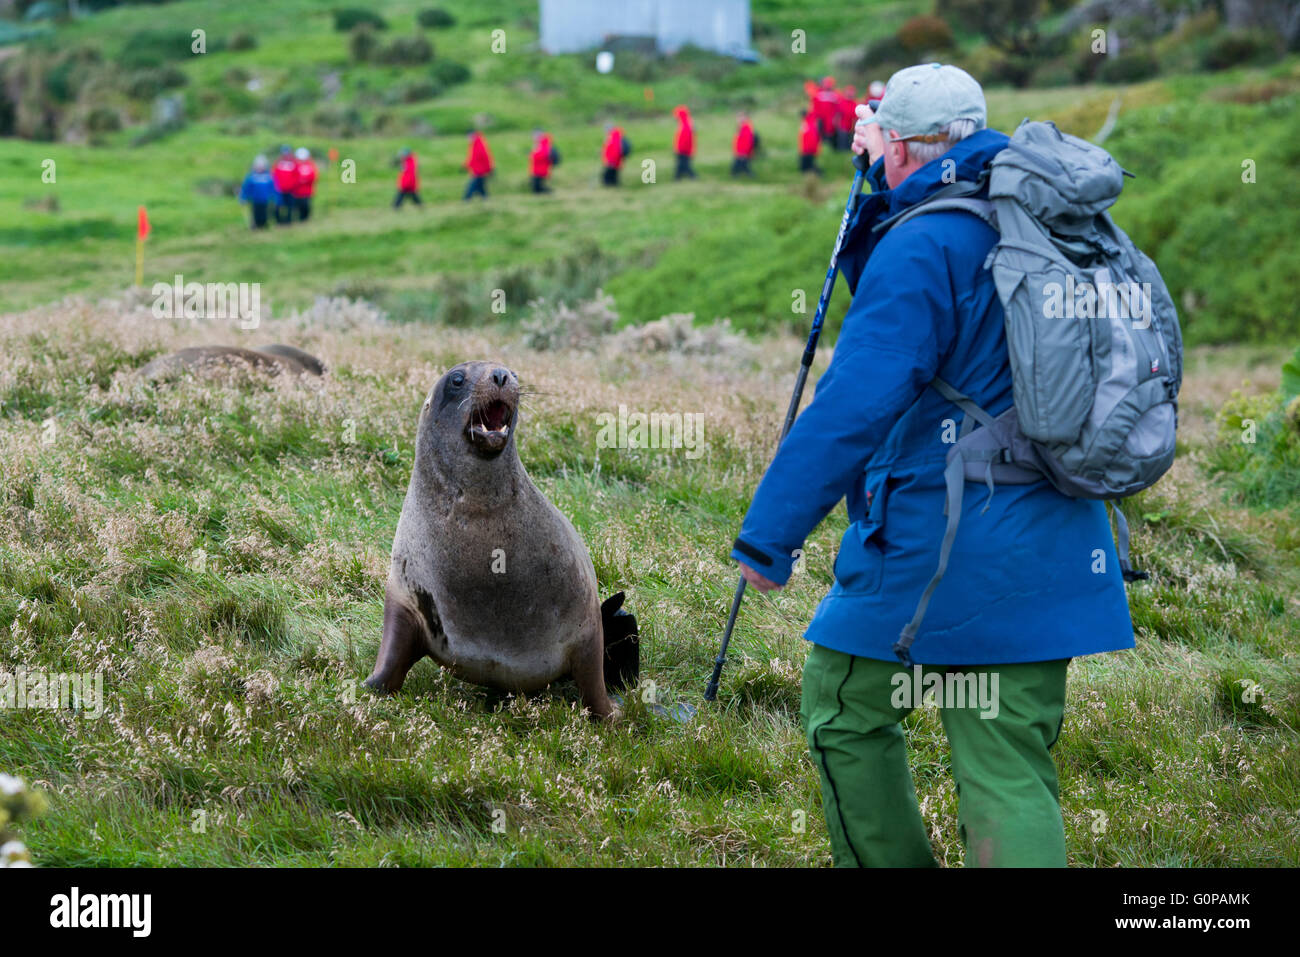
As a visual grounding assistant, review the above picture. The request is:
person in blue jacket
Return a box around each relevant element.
[238,155,276,230]
[730,63,1134,867]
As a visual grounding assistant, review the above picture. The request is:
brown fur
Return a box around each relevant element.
[363,360,617,720]
[136,345,324,380]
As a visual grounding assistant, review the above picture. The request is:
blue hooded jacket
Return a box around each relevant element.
[730,129,1134,665]
[239,170,276,204]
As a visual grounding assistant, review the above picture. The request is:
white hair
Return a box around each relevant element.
[904,118,980,166]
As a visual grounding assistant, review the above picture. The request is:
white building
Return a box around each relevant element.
[538,0,752,56]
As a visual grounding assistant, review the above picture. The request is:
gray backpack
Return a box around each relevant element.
[875,120,1183,666]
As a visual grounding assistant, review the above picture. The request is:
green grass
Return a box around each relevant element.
[3,0,1298,344]
[0,302,1296,867]
[1,0,1298,868]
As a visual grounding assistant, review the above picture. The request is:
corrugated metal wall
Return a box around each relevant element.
[539,0,750,55]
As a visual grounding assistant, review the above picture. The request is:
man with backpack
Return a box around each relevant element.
[730,63,1180,867]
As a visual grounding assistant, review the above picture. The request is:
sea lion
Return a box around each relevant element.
[136,345,325,380]
[363,360,619,720]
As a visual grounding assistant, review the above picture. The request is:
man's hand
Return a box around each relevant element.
[854,103,885,166]
[739,562,782,593]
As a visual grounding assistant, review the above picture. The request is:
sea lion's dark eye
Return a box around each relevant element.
[450,371,465,387]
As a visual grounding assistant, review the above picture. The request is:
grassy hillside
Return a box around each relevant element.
[1,0,1298,868]
[1,0,1298,344]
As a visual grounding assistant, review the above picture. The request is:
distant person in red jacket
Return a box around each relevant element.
[393,147,421,208]
[814,75,839,142]
[602,123,629,186]
[673,105,696,180]
[463,130,493,201]
[732,112,756,177]
[799,111,822,176]
[530,129,558,194]
[835,85,858,151]
[271,146,299,225]
[292,147,317,221]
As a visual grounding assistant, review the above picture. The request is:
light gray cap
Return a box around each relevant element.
[860,63,986,143]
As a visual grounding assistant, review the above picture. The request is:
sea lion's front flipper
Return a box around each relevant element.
[601,592,639,692]
[364,584,434,694]
[573,624,618,721]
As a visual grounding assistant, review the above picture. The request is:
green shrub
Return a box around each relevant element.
[84,105,121,132]
[228,31,258,51]
[860,33,910,78]
[985,53,1034,87]
[1106,95,1300,344]
[310,104,365,138]
[433,274,475,326]
[1098,48,1160,84]
[385,78,440,104]
[612,51,660,83]
[430,59,471,87]
[417,8,456,29]
[375,34,433,66]
[349,24,377,63]
[333,8,386,32]
[1208,348,1300,510]
[123,69,162,100]
[897,14,954,54]
[1202,30,1280,71]
[1029,56,1077,88]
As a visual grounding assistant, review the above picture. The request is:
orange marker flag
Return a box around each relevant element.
[135,206,150,286]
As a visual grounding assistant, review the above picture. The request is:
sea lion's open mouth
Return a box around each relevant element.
[466,398,515,455]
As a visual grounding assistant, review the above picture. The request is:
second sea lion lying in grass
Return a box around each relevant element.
[136,345,325,380]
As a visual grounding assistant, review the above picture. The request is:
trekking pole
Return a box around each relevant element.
[704,151,870,703]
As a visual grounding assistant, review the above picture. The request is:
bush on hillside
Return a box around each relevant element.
[1105,95,1300,344]
[1098,48,1161,84]
[1202,30,1281,70]
[433,275,475,326]
[120,28,223,64]
[383,79,441,104]
[417,8,456,29]
[431,59,471,87]
[897,15,954,54]
[374,34,434,66]
[349,24,377,63]
[84,104,122,132]
[333,8,386,32]
[859,33,909,79]
[522,292,617,352]
[228,31,258,51]
[122,64,187,101]
[1210,348,1300,510]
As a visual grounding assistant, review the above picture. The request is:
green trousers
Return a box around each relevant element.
[801,643,1070,867]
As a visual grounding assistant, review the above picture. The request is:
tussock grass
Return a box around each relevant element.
[0,299,1295,866]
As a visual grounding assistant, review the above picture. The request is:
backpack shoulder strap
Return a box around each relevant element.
[872,173,997,236]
